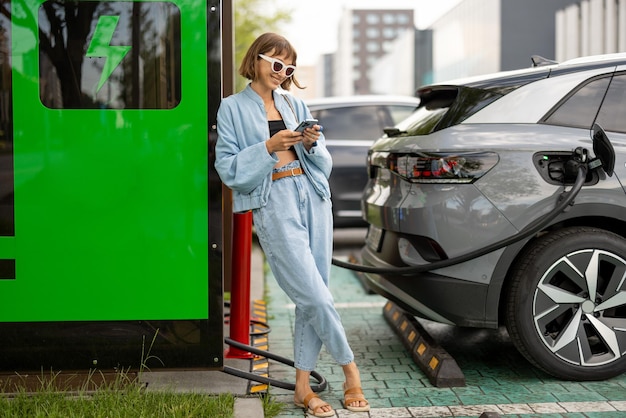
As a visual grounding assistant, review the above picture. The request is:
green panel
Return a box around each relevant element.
[1,0,208,322]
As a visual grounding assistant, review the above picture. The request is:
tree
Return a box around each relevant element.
[234,0,292,92]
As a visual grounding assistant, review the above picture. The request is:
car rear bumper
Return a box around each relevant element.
[360,245,496,328]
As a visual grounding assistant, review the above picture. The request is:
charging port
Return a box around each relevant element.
[533,152,598,186]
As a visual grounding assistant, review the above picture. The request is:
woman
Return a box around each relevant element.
[214,33,370,417]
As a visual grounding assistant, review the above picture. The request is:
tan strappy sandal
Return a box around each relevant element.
[342,383,370,412]
[294,392,335,417]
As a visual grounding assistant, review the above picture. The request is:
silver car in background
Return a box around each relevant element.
[307,95,420,228]
[360,53,626,381]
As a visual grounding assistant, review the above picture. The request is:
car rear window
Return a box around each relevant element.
[396,87,501,136]
[311,106,383,140]
[387,105,417,125]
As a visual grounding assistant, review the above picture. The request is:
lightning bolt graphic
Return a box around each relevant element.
[86,16,131,93]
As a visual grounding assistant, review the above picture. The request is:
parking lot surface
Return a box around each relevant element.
[263,231,626,418]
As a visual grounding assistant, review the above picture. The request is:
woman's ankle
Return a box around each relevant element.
[342,362,361,384]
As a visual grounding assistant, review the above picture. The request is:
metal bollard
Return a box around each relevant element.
[225,211,254,359]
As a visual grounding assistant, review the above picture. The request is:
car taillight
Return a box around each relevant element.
[370,151,499,183]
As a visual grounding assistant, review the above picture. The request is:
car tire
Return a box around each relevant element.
[505,226,626,380]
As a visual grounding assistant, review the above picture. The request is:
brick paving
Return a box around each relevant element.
[263,255,626,418]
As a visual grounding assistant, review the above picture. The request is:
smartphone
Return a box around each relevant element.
[294,119,318,133]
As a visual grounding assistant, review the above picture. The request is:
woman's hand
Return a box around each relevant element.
[301,125,322,150]
[265,126,321,153]
[265,130,303,153]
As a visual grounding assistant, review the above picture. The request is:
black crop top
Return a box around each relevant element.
[268,120,286,137]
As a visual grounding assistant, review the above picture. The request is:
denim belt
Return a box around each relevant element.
[272,167,304,181]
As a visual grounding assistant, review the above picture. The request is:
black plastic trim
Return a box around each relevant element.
[361,246,492,328]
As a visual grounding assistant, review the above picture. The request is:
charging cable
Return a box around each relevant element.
[222,337,327,392]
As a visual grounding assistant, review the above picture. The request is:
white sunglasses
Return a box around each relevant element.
[258,54,296,77]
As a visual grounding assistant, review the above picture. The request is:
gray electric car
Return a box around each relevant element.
[360,53,626,380]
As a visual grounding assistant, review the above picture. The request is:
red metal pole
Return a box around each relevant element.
[225,210,254,359]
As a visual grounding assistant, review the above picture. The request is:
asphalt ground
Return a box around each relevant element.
[262,229,626,418]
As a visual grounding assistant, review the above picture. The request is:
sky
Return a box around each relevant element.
[270,0,461,65]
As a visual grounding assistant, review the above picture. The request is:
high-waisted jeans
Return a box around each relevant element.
[252,160,354,371]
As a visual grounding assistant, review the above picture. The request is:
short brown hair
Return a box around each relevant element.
[239,33,304,90]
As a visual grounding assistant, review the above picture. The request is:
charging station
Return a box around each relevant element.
[0,0,226,373]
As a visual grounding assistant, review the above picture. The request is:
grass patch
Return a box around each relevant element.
[262,392,284,418]
[0,379,287,418]
[0,368,285,418]
[0,370,236,418]
[0,390,235,418]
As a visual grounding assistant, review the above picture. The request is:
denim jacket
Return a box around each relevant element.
[215,84,332,213]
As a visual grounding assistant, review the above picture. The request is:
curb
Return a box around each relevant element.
[234,397,264,418]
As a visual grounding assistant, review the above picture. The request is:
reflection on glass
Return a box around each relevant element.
[0,7,13,237]
[596,75,626,134]
[545,77,610,129]
[38,1,181,109]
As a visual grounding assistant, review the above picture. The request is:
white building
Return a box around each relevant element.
[369,29,432,96]
[334,8,415,96]
[556,0,626,61]
[429,0,579,82]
